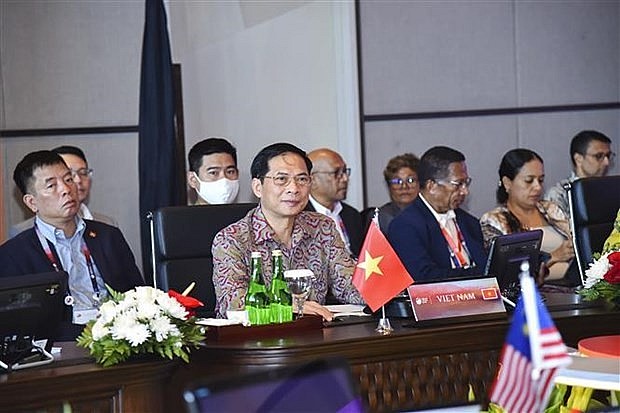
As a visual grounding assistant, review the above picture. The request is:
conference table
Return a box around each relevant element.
[1,304,617,413]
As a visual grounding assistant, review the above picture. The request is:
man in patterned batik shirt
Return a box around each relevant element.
[212,142,364,320]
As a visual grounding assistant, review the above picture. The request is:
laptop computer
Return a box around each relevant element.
[484,230,543,303]
[0,271,68,371]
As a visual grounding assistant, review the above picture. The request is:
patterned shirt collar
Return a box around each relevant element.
[250,204,312,249]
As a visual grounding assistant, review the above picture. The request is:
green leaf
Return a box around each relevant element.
[79,286,206,367]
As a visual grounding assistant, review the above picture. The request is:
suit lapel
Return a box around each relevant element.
[83,222,108,282]
[417,199,454,265]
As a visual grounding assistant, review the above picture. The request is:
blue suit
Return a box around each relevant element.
[388,197,487,282]
[0,219,144,339]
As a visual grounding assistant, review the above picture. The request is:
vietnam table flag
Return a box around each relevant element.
[352,219,414,311]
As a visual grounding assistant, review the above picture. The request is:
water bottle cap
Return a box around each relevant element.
[251,251,261,258]
[283,269,314,278]
[272,249,283,256]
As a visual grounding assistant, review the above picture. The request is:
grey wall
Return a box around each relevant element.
[0,1,361,268]
[168,1,362,210]
[0,1,143,261]
[360,0,620,217]
[1,0,619,267]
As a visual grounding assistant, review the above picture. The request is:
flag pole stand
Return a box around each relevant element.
[375,305,393,335]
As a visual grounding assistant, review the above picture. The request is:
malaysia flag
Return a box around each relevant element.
[488,275,571,412]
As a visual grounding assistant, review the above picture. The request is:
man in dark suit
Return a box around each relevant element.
[0,150,143,339]
[388,146,487,282]
[306,148,363,258]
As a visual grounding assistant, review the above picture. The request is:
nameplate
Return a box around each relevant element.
[406,277,506,324]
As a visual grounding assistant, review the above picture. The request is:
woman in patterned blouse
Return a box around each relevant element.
[212,143,364,319]
[480,149,576,284]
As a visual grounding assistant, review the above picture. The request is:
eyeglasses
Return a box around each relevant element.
[438,177,472,190]
[388,177,417,187]
[586,151,616,162]
[263,174,312,187]
[313,167,351,179]
[71,168,93,179]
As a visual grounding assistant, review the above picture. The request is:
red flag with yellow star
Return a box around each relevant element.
[352,219,414,311]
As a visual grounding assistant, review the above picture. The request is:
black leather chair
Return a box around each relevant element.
[568,175,620,284]
[360,206,377,235]
[149,203,256,318]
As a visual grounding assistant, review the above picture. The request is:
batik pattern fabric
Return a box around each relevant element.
[480,201,571,250]
[212,205,364,318]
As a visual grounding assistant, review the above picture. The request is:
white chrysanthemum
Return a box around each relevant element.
[91,319,110,340]
[110,310,140,341]
[584,252,612,288]
[98,300,118,324]
[150,315,175,342]
[136,300,161,320]
[135,285,159,301]
[116,294,136,313]
[156,294,188,320]
[125,323,150,346]
[123,288,137,300]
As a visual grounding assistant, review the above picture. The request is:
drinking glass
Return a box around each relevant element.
[283,269,314,319]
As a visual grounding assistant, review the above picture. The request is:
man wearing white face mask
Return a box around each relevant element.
[187,137,240,205]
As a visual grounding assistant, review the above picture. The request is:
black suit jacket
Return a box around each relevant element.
[388,197,487,282]
[0,220,143,290]
[305,201,363,257]
[0,220,144,339]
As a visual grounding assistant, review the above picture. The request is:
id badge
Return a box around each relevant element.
[73,308,99,325]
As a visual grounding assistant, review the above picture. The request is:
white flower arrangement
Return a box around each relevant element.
[77,285,205,367]
[580,250,620,307]
[583,251,615,288]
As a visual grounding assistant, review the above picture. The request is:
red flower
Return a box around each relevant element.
[168,290,204,317]
[603,252,620,284]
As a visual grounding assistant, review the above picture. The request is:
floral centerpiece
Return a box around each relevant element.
[77,285,205,367]
[579,210,620,308]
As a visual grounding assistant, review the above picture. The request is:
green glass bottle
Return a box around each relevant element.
[245,251,270,325]
[269,250,293,323]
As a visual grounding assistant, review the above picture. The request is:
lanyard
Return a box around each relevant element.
[34,224,102,306]
[336,215,351,250]
[440,220,471,269]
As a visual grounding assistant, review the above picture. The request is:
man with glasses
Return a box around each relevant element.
[0,150,143,339]
[187,137,240,205]
[212,143,363,320]
[305,148,363,257]
[545,130,614,217]
[10,145,116,237]
[388,146,487,281]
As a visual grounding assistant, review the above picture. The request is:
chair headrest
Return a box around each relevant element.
[153,203,255,259]
[569,175,620,226]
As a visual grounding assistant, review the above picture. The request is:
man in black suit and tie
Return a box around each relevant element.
[305,148,363,258]
[0,150,144,339]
